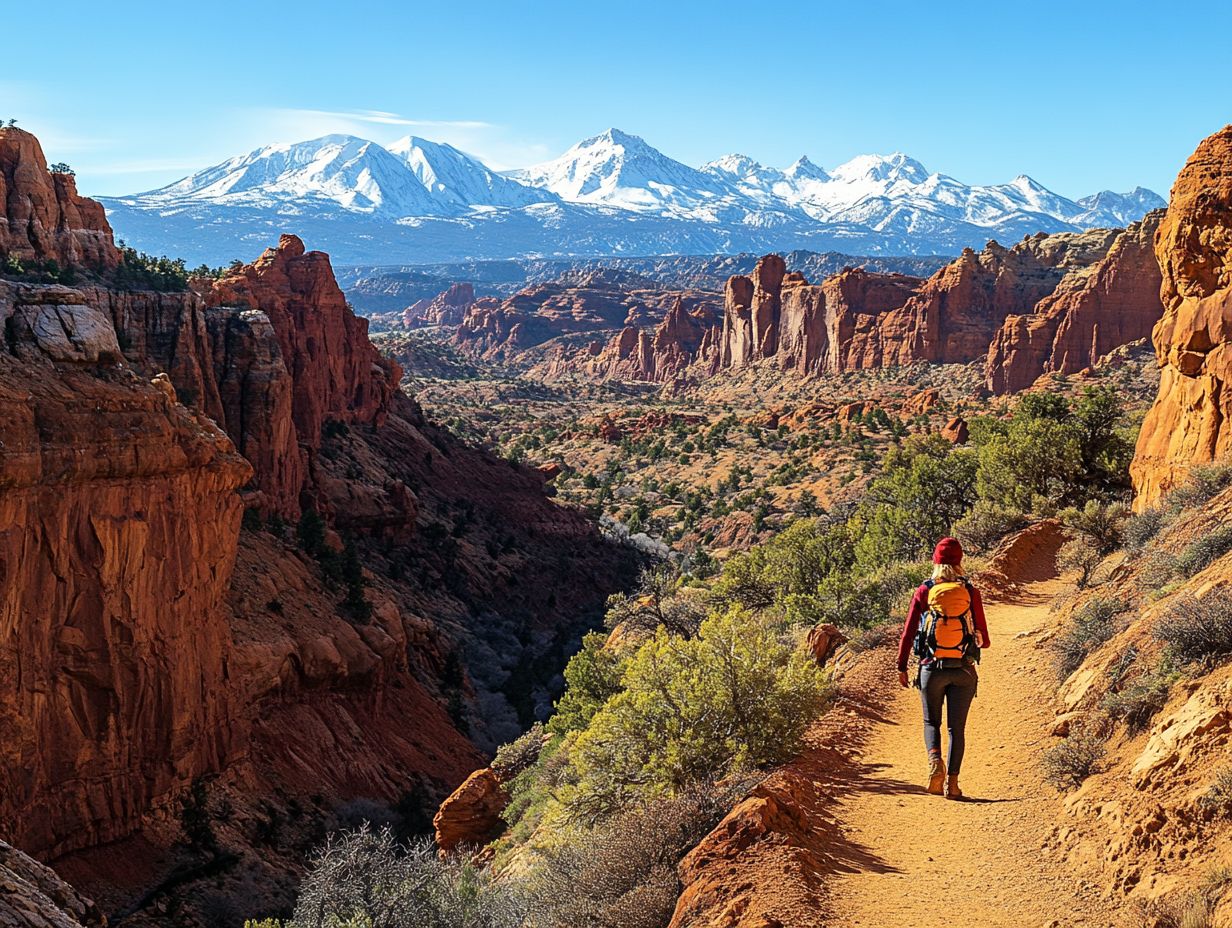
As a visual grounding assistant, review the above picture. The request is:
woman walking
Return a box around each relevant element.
[896,537,990,799]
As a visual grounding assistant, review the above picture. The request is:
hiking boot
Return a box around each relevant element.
[945,775,963,800]
[927,757,946,795]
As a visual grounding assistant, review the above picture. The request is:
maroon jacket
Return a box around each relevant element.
[896,580,990,673]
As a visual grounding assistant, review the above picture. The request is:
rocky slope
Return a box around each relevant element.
[0,841,102,928]
[1132,125,1232,507]
[0,129,638,922]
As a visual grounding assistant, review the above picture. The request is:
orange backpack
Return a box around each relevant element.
[914,579,979,664]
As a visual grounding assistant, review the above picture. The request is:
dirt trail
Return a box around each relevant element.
[819,580,1119,928]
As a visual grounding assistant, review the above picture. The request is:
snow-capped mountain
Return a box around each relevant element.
[98,128,1165,266]
[508,128,748,217]
[136,134,443,217]
[386,135,553,210]
[1075,187,1168,227]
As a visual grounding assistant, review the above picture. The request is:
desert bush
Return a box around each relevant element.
[1175,526,1232,578]
[1061,499,1130,555]
[604,564,706,638]
[1123,508,1166,552]
[1136,547,1180,591]
[1041,719,1107,789]
[1059,538,1105,590]
[559,606,833,823]
[492,722,545,779]
[953,501,1029,554]
[529,784,741,928]
[845,622,901,655]
[1101,669,1172,733]
[290,825,526,928]
[1198,768,1232,819]
[1133,867,1232,928]
[1154,589,1232,668]
[1164,460,1232,515]
[1053,597,1125,680]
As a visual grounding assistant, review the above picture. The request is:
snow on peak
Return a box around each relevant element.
[386,135,551,209]
[784,156,830,182]
[703,153,766,177]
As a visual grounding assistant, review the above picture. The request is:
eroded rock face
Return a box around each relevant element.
[1132,125,1232,507]
[209,234,401,443]
[0,283,252,856]
[0,128,119,271]
[986,212,1165,394]
[405,282,475,327]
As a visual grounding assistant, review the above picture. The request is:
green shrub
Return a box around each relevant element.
[1175,526,1232,577]
[492,722,545,780]
[1136,547,1180,590]
[1164,460,1232,515]
[1154,589,1232,668]
[1041,720,1106,789]
[1053,598,1125,680]
[953,501,1029,554]
[1061,499,1130,555]
[560,606,833,823]
[548,632,624,736]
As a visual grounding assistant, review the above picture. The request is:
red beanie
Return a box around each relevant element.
[933,537,963,565]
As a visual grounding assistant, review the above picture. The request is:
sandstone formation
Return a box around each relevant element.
[433,767,509,854]
[986,212,1165,394]
[940,416,969,444]
[0,128,119,271]
[404,281,475,327]
[0,280,251,857]
[1132,126,1232,507]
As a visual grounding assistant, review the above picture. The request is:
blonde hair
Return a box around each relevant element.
[931,562,964,582]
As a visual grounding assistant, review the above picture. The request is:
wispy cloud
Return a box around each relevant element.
[238,107,555,171]
[273,108,493,130]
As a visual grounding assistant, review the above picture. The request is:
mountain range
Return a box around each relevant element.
[98,128,1165,265]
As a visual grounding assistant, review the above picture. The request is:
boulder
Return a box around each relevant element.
[433,768,508,854]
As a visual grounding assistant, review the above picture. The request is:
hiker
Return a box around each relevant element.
[896,537,990,799]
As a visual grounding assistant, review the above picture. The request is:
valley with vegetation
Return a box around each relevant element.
[3,11,1232,926]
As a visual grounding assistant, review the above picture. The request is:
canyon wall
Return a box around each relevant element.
[1132,125,1232,507]
[522,226,1159,389]
[0,281,251,857]
[986,212,1165,393]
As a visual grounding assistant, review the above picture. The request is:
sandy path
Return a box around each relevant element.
[819,581,1120,928]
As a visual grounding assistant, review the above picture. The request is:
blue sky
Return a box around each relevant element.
[5,0,1229,198]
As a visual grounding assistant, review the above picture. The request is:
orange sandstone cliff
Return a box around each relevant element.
[1132,125,1232,507]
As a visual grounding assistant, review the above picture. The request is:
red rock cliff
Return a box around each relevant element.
[1132,125,1232,507]
[986,211,1165,393]
[0,128,119,271]
[0,281,251,857]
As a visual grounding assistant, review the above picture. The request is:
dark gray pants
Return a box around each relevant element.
[919,663,978,775]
